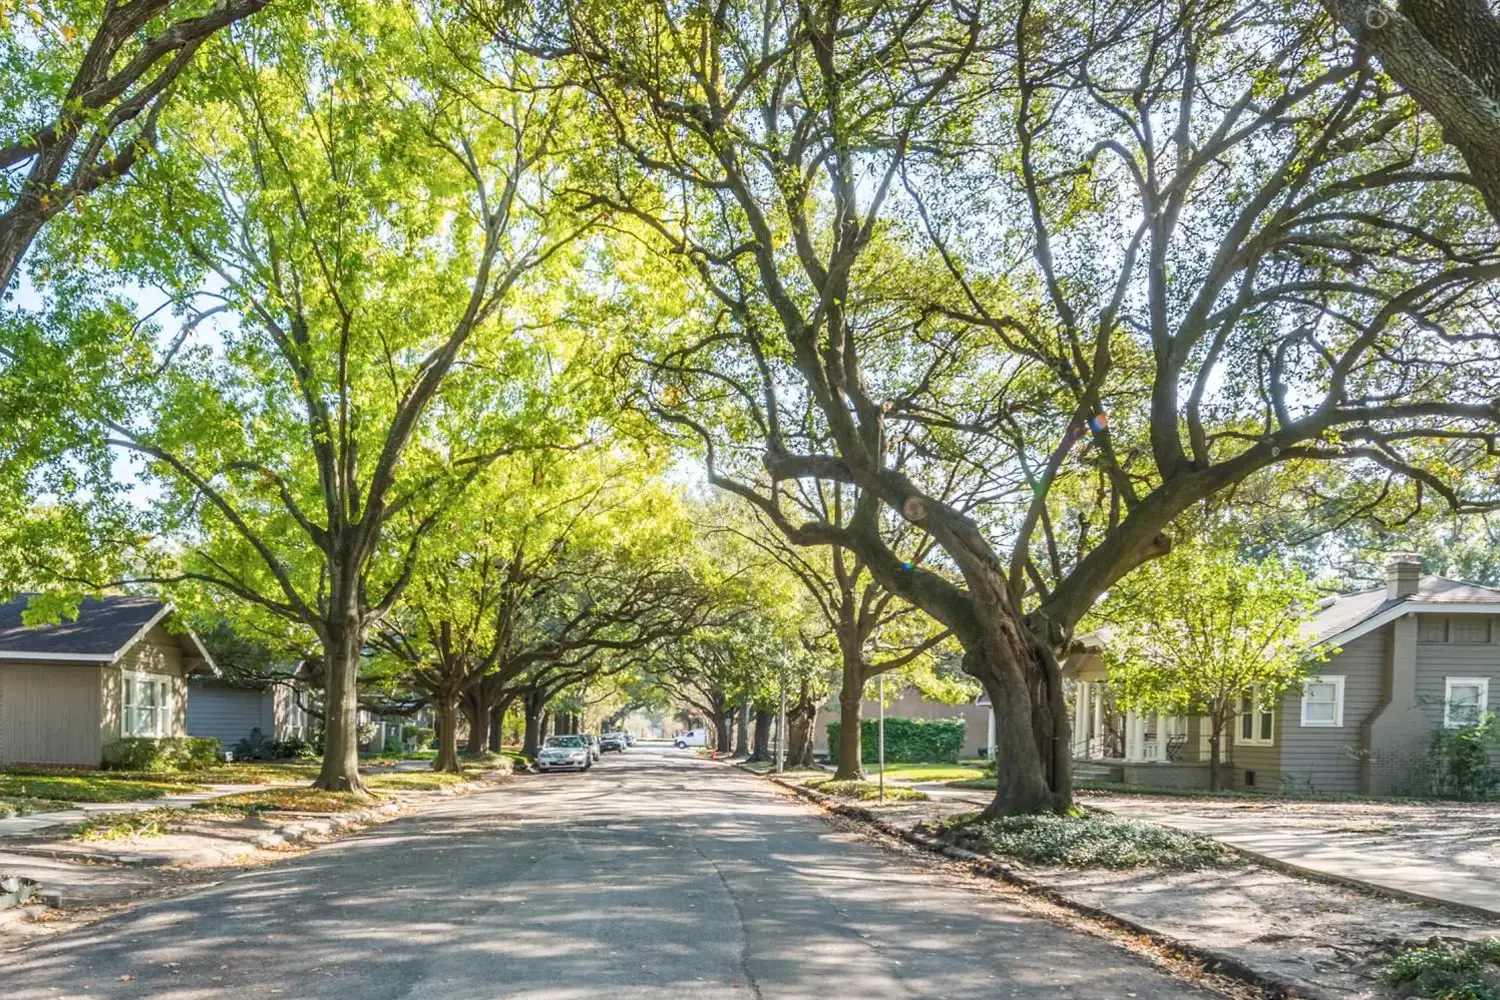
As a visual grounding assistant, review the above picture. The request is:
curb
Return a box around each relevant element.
[760,771,1331,1000]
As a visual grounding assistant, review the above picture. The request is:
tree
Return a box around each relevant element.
[35,3,596,791]
[0,0,267,291]
[728,498,955,778]
[1326,0,1500,226]
[506,0,1500,816]
[1095,545,1329,789]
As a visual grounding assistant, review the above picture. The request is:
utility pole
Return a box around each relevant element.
[878,672,886,801]
[776,648,787,774]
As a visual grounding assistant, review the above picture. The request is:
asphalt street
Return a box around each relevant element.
[2,747,1219,999]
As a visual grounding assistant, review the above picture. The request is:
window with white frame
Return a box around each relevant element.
[1300,675,1345,727]
[1444,677,1490,729]
[1237,688,1274,745]
[122,674,171,737]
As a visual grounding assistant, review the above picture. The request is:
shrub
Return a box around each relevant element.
[956,813,1231,870]
[76,808,190,841]
[826,717,966,764]
[356,722,380,745]
[1428,719,1498,801]
[233,729,318,761]
[403,726,435,750]
[384,730,405,754]
[1385,940,1500,1000]
[103,736,223,772]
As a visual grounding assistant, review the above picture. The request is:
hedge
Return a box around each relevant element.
[826,717,965,764]
[103,736,223,772]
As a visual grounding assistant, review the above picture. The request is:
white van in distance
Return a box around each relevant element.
[673,728,709,748]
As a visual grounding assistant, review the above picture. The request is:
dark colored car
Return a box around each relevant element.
[600,733,626,752]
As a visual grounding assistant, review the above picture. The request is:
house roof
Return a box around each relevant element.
[0,594,216,669]
[1307,575,1500,648]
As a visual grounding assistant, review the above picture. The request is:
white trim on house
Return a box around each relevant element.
[1444,677,1490,729]
[1318,602,1500,651]
[1237,687,1274,746]
[0,650,115,662]
[1301,674,1345,728]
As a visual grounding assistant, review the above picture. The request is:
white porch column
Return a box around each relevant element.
[1124,710,1142,762]
[1072,681,1089,757]
[1093,685,1104,756]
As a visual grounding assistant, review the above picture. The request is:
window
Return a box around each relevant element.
[1300,675,1345,728]
[1444,677,1490,729]
[1452,618,1493,644]
[1237,688,1274,746]
[1419,617,1449,643]
[122,674,171,737]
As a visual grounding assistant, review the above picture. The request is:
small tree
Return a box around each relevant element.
[1098,545,1328,790]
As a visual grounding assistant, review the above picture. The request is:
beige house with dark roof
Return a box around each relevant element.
[1064,554,1500,794]
[0,595,216,766]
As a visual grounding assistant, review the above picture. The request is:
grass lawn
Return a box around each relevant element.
[807,778,929,802]
[364,771,472,791]
[873,763,987,783]
[200,787,388,815]
[0,771,202,803]
[0,794,73,817]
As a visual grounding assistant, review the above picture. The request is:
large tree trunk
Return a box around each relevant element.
[834,647,866,779]
[966,614,1071,817]
[314,620,367,793]
[434,695,462,774]
[713,707,731,754]
[749,709,773,762]
[465,683,492,755]
[523,695,545,759]
[786,688,818,769]
[734,702,750,756]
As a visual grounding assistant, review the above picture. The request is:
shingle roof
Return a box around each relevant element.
[1305,575,1500,645]
[0,594,169,658]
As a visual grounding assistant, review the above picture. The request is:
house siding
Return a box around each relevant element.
[1414,613,1500,769]
[0,662,104,765]
[187,687,276,748]
[1228,725,1281,790]
[1277,628,1388,794]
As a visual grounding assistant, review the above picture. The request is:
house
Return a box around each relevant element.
[1064,553,1500,794]
[0,594,216,766]
[186,675,313,751]
[812,687,992,759]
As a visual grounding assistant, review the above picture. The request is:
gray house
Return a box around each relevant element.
[0,595,216,766]
[186,677,313,751]
[1065,554,1500,794]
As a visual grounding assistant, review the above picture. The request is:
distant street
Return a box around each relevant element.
[3,748,1219,999]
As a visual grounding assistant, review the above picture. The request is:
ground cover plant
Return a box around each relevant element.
[1385,939,1500,1000]
[945,813,1232,870]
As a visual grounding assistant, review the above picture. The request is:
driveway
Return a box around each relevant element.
[2,749,1220,999]
[1092,792,1500,916]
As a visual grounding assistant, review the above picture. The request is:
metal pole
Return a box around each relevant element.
[777,654,787,773]
[878,673,886,801]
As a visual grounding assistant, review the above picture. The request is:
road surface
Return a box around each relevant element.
[3,748,1219,998]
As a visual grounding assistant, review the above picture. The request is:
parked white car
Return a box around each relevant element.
[673,728,709,749]
[536,735,592,772]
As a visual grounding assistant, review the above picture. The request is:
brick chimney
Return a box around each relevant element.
[1385,552,1422,599]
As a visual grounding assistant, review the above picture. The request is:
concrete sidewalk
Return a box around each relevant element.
[1094,794,1500,918]
[0,785,264,839]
